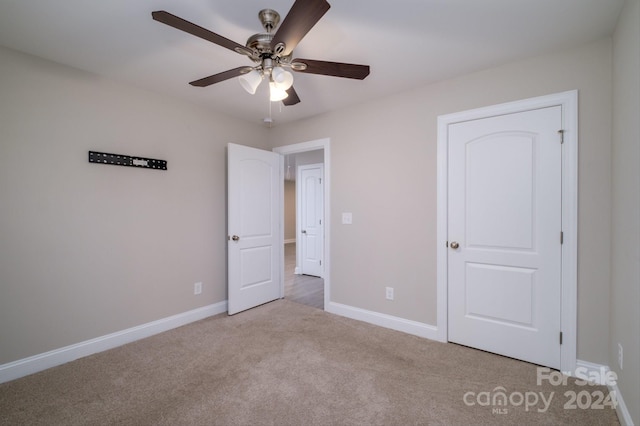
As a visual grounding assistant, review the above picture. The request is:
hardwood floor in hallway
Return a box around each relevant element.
[284,243,324,309]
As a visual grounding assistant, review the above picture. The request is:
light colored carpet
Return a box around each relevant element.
[0,300,619,425]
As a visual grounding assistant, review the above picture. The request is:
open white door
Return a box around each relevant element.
[298,164,324,277]
[227,143,282,315]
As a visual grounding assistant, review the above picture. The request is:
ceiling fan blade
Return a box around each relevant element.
[292,59,370,79]
[189,67,253,87]
[152,11,251,56]
[270,0,330,56]
[282,86,301,106]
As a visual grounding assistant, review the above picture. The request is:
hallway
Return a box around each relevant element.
[284,243,324,309]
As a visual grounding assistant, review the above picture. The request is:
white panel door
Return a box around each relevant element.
[448,106,562,369]
[227,143,281,315]
[298,164,323,277]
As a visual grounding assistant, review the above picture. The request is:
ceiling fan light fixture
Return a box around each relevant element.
[272,66,294,90]
[269,82,289,102]
[239,69,262,94]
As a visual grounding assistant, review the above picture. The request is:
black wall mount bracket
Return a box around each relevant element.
[88,151,167,170]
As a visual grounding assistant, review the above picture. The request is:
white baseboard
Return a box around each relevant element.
[326,302,442,342]
[612,382,634,426]
[575,360,633,425]
[0,301,228,384]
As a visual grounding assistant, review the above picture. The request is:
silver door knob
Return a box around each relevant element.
[302,230,307,234]
[231,235,240,241]
[450,241,459,249]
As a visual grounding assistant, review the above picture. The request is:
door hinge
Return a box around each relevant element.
[558,129,565,144]
[319,260,322,266]
[560,332,563,345]
[560,231,564,244]
[319,177,322,184]
[319,219,322,225]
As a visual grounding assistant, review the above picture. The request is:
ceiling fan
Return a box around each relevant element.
[152,0,370,106]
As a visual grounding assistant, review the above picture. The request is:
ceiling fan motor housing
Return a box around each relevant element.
[258,9,280,32]
[246,32,274,57]
[247,10,290,65]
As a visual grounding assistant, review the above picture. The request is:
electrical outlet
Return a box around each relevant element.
[194,282,202,295]
[385,287,394,301]
[618,343,623,370]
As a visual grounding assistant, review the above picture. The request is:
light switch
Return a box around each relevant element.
[342,212,353,225]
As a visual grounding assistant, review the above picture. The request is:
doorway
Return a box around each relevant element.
[436,91,578,372]
[274,138,331,311]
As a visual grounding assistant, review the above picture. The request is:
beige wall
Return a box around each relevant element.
[293,149,324,167]
[0,46,267,364]
[284,180,296,241]
[268,39,614,364]
[610,0,640,422]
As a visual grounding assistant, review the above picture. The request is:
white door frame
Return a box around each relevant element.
[273,138,331,310]
[436,91,578,373]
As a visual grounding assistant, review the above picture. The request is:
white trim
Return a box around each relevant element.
[436,90,579,372]
[574,359,615,384]
[274,138,331,309]
[436,112,449,342]
[0,301,227,384]
[559,91,579,374]
[327,302,440,341]
[575,360,633,426]
[611,382,634,426]
[278,154,286,298]
[610,381,633,426]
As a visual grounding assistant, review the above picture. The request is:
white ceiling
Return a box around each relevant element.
[0,0,624,126]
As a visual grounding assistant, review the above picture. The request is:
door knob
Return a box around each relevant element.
[231,235,240,241]
[301,230,307,234]
[450,241,459,249]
